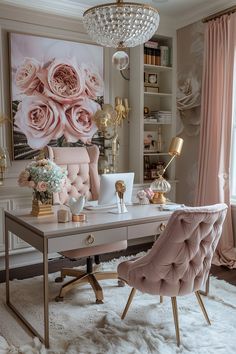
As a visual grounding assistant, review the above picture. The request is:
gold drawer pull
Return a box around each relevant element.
[86,234,95,245]
[159,223,166,232]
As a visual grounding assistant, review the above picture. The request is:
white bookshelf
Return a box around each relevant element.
[129,33,176,194]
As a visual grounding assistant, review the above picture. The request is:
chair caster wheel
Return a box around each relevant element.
[55,296,64,302]
[96,299,104,304]
[55,276,64,283]
[118,280,125,287]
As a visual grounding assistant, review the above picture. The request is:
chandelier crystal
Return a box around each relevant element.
[83,0,160,48]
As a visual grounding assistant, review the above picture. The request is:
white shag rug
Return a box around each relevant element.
[0,253,236,354]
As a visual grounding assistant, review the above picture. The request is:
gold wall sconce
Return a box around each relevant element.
[93,97,130,173]
[0,147,10,186]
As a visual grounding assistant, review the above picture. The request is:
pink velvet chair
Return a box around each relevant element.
[46,145,127,304]
[118,203,228,346]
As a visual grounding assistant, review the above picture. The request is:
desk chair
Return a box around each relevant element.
[117,204,227,346]
[46,145,127,304]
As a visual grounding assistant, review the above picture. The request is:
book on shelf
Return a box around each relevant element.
[144,86,159,93]
[144,40,159,49]
[144,46,161,65]
[144,117,158,123]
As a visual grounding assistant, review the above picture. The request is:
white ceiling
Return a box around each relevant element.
[0,0,235,28]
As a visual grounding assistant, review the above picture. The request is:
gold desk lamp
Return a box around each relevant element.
[93,97,130,173]
[150,137,184,204]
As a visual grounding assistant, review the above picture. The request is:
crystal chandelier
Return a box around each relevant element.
[83,0,160,49]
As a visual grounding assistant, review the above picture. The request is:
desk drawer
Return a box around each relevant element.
[128,221,166,240]
[48,227,127,253]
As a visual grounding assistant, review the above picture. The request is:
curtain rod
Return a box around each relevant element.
[202,5,236,23]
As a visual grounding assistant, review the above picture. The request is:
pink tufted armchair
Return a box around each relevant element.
[46,145,127,304]
[118,203,228,346]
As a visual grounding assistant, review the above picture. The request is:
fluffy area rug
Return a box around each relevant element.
[0,253,236,354]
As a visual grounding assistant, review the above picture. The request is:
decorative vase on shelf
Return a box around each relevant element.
[31,190,53,217]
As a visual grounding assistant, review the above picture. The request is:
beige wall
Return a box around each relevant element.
[0,4,129,187]
[176,21,204,206]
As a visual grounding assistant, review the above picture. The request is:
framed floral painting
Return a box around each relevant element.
[9,32,104,160]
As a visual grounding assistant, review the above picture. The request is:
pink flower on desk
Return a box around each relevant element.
[18,170,30,187]
[37,58,85,104]
[36,181,48,192]
[15,58,42,95]
[14,94,65,149]
[82,64,104,99]
[64,97,99,143]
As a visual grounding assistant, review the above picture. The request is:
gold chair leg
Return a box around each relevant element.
[199,275,210,296]
[171,297,180,347]
[56,272,89,301]
[195,291,211,325]
[88,274,104,304]
[160,296,163,303]
[93,271,118,281]
[121,288,136,320]
[61,268,85,278]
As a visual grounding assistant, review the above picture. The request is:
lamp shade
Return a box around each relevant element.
[168,137,184,156]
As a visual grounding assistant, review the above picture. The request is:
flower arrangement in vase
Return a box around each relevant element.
[18,158,67,216]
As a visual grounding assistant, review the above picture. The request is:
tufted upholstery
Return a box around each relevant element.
[46,145,127,303]
[118,204,228,297]
[47,145,100,204]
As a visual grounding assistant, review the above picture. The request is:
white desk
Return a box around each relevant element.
[4,204,172,348]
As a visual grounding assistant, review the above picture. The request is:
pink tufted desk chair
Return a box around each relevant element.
[46,145,127,304]
[117,203,228,346]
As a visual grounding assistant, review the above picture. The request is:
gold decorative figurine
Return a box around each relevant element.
[115,180,128,213]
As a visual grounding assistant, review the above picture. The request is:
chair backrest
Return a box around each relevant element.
[46,145,100,205]
[126,204,228,296]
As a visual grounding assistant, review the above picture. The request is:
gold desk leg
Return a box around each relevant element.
[5,216,46,345]
[5,218,9,303]
[171,297,180,347]
[43,238,49,348]
[195,291,211,325]
[121,287,136,320]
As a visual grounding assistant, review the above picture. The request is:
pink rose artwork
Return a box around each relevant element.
[82,64,104,99]
[64,97,99,143]
[14,94,65,149]
[15,58,42,95]
[37,58,85,104]
[10,33,104,160]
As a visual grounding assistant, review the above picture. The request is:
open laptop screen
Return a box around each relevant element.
[98,172,134,206]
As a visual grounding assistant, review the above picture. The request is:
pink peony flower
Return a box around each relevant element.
[18,170,30,187]
[28,180,36,188]
[37,58,85,104]
[64,97,99,143]
[36,181,48,192]
[15,58,42,95]
[14,94,65,149]
[82,64,104,99]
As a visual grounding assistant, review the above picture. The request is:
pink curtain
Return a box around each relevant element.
[196,12,236,268]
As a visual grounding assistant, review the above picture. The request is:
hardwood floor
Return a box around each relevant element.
[210,264,236,286]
